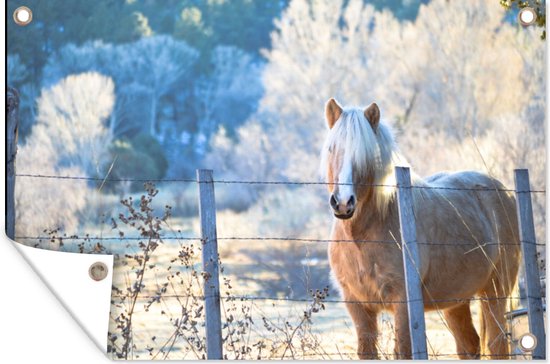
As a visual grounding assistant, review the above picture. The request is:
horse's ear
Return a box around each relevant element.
[364,103,380,131]
[325,98,343,129]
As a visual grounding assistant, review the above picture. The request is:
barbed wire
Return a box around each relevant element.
[146,350,530,359]
[14,235,201,241]
[163,351,530,359]
[217,237,545,247]
[115,293,526,305]
[16,173,196,183]
[14,173,546,193]
[290,351,529,359]
[14,235,546,247]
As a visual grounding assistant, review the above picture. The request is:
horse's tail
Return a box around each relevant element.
[472,178,521,357]
[478,246,521,358]
[478,275,519,358]
[509,276,521,312]
[479,309,487,357]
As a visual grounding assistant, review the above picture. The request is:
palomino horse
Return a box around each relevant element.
[321,99,520,359]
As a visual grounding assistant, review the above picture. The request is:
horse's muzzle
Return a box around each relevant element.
[330,193,356,219]
[334,211,354,220]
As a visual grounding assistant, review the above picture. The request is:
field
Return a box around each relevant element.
[99,207,534,362]
[107,237,468,360]
[33,196,535,361]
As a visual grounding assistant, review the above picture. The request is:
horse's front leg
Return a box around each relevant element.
[393,302,412,359]
[345,301,378,359]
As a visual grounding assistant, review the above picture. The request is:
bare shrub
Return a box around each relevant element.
[15,72,115,242]
[105,183,330,360]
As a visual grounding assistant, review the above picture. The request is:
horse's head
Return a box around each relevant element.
[321,98,395,220]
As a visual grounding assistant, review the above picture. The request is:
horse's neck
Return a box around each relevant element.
[339,195,399,240]
[336,168,427,241]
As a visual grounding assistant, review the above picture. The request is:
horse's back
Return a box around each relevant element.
[423,170,519,236]
[427,170,508,192]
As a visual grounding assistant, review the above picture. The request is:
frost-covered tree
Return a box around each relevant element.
[400,0,527,137]
[208,0,545,230]
[15,73,115,240]
[15,155,87,242]
[205,119,275,210]
[42,41,115,87]
[43,41,128,137]
[251,0,386,180]
[163,46,263,179]
[32,72,115,175]
[231,0,543,181]
[114,35,199,137]
[42,36,199,138]
[194,46,263,140]
[397,2,545,222]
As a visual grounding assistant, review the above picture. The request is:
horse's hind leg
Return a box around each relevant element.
[479,271,515,360]
[479,295,510,359]
[443,303,480,359]
[478,246,519,359]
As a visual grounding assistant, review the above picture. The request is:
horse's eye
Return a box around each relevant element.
[328,146,333,153]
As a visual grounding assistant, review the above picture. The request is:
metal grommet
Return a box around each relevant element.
[89,262,108,282]
[13,6,33,26]
[518,333,537,352]
[518,7,537,27]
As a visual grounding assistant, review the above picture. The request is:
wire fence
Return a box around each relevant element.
[115,293,525,305]
[287,352,530,359]
[14,235,546,247]
[11,172,549,251]
[12,170,546,360]
[14,173,548,193]
[195,351,534,359]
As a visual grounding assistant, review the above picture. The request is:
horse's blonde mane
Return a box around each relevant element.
[320,107,410,216]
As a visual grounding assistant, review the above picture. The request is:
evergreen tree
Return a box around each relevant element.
[7,0,150,82]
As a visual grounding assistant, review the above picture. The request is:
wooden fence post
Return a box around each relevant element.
[7,87,20,240]
[395,166,428,360]
[514,169,546,360]
[197,169,223,360]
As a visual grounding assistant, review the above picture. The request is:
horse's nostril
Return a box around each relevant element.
[347,195,356,209]
[330,194,338,209]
